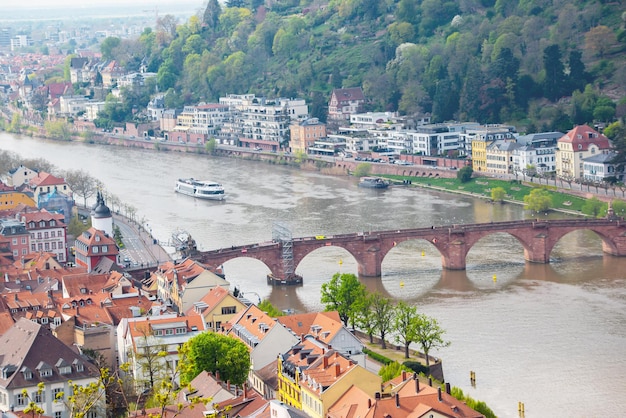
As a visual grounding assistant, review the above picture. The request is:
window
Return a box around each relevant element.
[93,246,99,253]
[165,329,174,335]
[44,232,49,239]
[176,327,186,334]
[154,330,163,336]
[12,238,17,245]
[21,237,26,244]
[53,387,63,400]
[221,306,236,315]
[55,412,62,418]
[50,220,56,226]
[59,365,71,375]
[40,368,53,377]
[102,245,108,252]
[32,391,45,403]
[38,243,43,251]
[74,363,84,372]
[15,393,25,406]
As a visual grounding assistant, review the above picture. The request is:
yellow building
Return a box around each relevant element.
[0,191,36,209]
[186,286,246,331]
[289,118,327,154]
[485,140,518,174]
[556,125,611,180]
[277,337,326,409]
[299,350,381,418]
[463,125,517,172]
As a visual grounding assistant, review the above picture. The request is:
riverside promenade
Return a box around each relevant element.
[112,212,172,268]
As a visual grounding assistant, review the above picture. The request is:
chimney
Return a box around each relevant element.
[243,383,248,400]
[215,370,220,382]
[334,363,341,376]
[395,393,400,408]
[445,382,451,394]
[402,370,407,380]
[428,377,432,386]
[375,392,381,399]
[437,387,442,402]
[226,380,230,391]
[367,398,372,408]
[415,379,420,393]
[323,355,328,368]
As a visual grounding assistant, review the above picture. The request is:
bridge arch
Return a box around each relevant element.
[463,230,533,266]
[293,245,360,276]
[547,227,618,260]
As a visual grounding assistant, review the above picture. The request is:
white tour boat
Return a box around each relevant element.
[175,178,225,200]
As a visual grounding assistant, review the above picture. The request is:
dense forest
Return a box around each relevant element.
[100,0,626,132]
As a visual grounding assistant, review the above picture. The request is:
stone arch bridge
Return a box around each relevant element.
[194,219,626,283]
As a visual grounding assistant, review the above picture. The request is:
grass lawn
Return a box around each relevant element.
[384,175,588,213]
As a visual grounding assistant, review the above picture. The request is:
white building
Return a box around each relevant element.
[583,151,622,182]
[118,313,205,390]
[0,319,102,418]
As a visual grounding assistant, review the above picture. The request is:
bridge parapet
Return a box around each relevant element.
[194,219,626,280]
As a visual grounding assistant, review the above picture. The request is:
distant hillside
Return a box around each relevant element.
[104,0,626,131]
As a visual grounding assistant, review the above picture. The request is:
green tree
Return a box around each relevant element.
[491,186,506,203]
[393,301,419,359]
[44,120,72,140]
[523,188,553,212]
[8,113,21,133]
[320,273,367,328]
[543,44,566,101]
[379,361,405,381]
[354,293,376,343]
[371,292,394,350]
[179,332,251,386]
[414,314,450,367]
[258,299,284,317]
[100,37,121,60]
[457,166,473,183]
[205,138,217,154]
[582,197,605,217]
[353,163,372,177]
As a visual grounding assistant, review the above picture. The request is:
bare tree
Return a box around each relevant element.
[64,169,97,207]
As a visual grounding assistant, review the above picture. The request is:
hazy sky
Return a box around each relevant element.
[5,0,201,9]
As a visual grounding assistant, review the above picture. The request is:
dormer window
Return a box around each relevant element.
[39,221,45,227]
[73,359,84,372]
[22,368,32,380]
[50,220,56,226]
[95,235,101,242]
[102,245,108,252]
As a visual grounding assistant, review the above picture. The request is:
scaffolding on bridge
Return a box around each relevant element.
[269,221,302,285]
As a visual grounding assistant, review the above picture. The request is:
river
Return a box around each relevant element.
[2,133,625,417]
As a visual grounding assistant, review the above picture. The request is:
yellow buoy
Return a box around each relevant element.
[400,281,405,287]
[493,274,497,282]
[421,250,425,257]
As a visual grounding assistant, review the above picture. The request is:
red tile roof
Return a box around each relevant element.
[558,124,611,151]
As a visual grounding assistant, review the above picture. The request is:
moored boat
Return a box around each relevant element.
[358,176,390,189]
[175,178,225,200]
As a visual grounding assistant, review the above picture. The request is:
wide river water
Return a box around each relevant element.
[2,133,625,417]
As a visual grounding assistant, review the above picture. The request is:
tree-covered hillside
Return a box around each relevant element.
[104,0,626,131]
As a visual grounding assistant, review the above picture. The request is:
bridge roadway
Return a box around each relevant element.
[194,218,626,282]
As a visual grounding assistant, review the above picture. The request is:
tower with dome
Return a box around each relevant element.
[91,191,113,236]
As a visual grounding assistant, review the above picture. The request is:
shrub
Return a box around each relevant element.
[457,166,473,183]
[402,360,430,375]
[362,347,393,365]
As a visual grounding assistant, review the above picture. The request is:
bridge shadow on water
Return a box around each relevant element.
[263,253,626,312]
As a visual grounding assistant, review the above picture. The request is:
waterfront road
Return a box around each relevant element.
[112,213,172,269]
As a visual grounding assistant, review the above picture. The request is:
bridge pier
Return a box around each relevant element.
[441,239,467,270]
[357,244,383,277]
[525,233,551,264]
